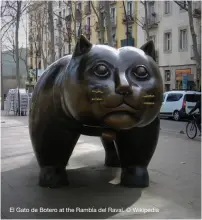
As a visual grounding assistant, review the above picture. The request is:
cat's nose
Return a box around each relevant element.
[115,74,132,96]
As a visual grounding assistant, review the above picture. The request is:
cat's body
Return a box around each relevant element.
[29,35,163,188]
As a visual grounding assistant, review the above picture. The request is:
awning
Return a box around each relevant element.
[175,69,192,75]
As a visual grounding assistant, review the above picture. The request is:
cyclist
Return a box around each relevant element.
[188,100,201,133]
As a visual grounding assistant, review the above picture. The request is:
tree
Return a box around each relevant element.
[28,2,49,80]
[141,1,150,41]
[104,1,113,46]
[91,1,105,44]
[1,1,43,112]
[48,1,55,63]
[1,1,27,115]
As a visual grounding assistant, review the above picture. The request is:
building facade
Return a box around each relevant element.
[1,48,28,96]
[28,1,142,74]
[138,1,201,91]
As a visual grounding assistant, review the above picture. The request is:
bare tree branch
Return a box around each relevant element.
[174,1,188,11]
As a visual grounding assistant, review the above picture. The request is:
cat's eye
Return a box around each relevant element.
[132,66,149,79]
[93,64,109,77]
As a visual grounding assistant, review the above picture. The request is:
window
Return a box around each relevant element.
[63,9,65,18]
[185,94,201,102]
[127,25,133,38]
[77,2,82,10]
[127,1,133,15]
[110,7,116,20]
[179,29,188,50]
[165,70,171,81]
[164,32,172,52]
[63,46,65,56]
[164,1,171,14]
[166,94,183,102]
[148,1,155,16]
[59,1,61,8]
[87,17,90,26]
[76,23,80,37]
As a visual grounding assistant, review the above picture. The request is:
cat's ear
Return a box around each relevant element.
[140,40,156,61]
[73,34,92,57]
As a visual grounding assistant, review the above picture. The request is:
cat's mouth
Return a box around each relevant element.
[104,103,140,114]
[101,103,141,130]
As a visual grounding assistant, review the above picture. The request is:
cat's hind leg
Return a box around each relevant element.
[115,116,160,188]
[100,137,120,167]
[30,123,80,188]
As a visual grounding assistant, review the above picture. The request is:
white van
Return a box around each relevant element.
[160,90,201,121]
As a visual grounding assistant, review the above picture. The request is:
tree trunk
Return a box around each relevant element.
[90,1,105,44]
[16,1,22,116]
[99,12,105,44]
[104,1,113,46]
[1,54,4,110]
[122,1,129,46]
[187,1,201,69]
[144,1,150,41]
[48,1,55,63]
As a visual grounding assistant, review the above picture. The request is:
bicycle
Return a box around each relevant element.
[186,113,201,139]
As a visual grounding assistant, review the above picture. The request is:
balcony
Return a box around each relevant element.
[84,24,91,36]
[190,44,201,60]
[121,38,135,47]
[122,13,134,25]
[143,13,159,29]
[84,4,91,15]
[192,2,201,18]
[110,0,117,5]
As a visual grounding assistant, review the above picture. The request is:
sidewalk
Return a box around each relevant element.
[1,113,201,219]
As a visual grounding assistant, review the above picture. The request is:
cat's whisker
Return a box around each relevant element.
[143,102,155,105]
[91,90,104,94]
[91,98,104,101]
[143,95,155,98]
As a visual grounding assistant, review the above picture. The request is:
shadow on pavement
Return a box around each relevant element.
[2,150,142,219]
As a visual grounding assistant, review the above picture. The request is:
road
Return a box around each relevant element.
[160,118,187,133]
[1,114,201,219]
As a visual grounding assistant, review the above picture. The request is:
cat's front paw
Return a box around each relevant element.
[39,167,69,188]
[120,166,149,188]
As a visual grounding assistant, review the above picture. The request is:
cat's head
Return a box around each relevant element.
[63,35,163,130]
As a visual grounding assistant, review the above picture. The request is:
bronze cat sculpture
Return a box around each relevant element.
[29,35,163,188]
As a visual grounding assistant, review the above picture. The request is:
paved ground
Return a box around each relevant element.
[0,110,189,133]
[1,113,201,219]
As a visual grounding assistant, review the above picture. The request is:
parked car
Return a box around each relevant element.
[160,90,201,121]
